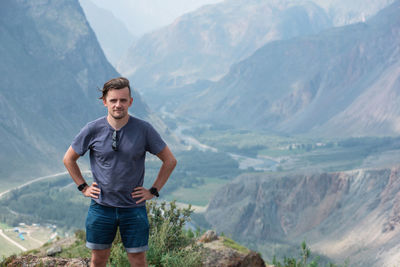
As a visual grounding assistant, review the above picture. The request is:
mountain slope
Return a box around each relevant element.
[78,0,136,66]
[118,0,332,95]
[177,0,400,136]
[205,166,400,266]
[0,0,164,185]
[312,0,395,26]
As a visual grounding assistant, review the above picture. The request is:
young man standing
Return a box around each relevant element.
[63,77,177,267]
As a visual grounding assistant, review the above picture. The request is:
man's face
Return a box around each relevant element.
[103,87,133,120]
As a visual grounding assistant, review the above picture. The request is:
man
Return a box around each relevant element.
[63,77,177,267]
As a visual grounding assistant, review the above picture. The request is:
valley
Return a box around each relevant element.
[1,0,400,265]
[1,121,400,264]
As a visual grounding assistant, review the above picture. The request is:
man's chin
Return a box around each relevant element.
[111,113,127,120]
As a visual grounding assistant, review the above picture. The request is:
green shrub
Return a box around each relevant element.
[146,200,202,267]
[109,231,130,266]
[108,200,202,267]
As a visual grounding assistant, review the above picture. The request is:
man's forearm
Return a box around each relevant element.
[63,155,100,198]
[152,157,177,192]
[63,159,86,186]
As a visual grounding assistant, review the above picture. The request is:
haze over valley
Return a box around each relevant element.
[1,0,400,265]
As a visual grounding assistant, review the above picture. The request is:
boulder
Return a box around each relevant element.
[46,246,62,256]
[198,235,266,267]
[198,230,219,243]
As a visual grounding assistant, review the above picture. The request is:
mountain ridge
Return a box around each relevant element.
[177,0,400,137]
[118,0,332,95]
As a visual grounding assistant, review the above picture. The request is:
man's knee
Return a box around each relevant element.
[91,248,111,267]
[128,251,147,266]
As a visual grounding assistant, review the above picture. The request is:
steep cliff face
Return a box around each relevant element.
[0,0,170,183]
[206,166,400,266]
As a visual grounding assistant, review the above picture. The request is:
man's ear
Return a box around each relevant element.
[129,97,133,107]
[103,97,107,106]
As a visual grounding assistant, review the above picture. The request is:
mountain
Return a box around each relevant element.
[117,0,332,98]
[78,0,136,66]
[205,165,400,266]
[79,0,224,37]
[312,0,395,26]
[0,0,172,186]
[177,0,400,137]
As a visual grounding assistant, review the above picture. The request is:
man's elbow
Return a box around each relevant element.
[62,154,70,167]
[63,153,76,167]
[169,157,177,169]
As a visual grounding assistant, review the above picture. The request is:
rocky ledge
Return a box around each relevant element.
[3,230,269,267]
[4,255,90,267]
[197,230,268,267]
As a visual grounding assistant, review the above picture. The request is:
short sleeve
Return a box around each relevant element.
[71,123,93,156]
[145,124,166,155]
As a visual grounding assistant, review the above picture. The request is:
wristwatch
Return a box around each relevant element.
[149,187,159,197]
[77,182,88,191]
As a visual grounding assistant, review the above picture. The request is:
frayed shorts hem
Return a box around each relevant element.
[126,245,149,253]
[86,241,112,250]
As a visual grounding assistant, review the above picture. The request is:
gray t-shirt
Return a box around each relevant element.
[71,116,166,208]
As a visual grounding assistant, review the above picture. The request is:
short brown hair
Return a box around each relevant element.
[99,77,131,99]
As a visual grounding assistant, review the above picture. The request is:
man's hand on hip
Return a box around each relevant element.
[82,182,101,198]
[132,187,153,204]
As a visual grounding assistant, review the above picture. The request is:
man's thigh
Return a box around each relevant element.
[86,200,118,250]
[119,206,149,253]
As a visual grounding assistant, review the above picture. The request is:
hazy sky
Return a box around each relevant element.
[89,0,224,36]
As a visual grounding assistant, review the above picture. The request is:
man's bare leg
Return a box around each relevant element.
[127,251,147,267]
[90,248,111,267]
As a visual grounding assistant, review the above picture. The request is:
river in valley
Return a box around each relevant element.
[161,108,277,171]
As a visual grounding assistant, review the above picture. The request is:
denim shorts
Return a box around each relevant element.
[85,200,149,253]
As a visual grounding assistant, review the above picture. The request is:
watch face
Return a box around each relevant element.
[78,183,87,191]
[150,187,159,197]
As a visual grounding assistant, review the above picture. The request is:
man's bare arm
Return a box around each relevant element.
[63,146,100,198]
[132,145,177,203]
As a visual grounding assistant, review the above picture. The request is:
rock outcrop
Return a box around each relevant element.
[197,230,267,267]
[4,255,89,267]
[3,231,267,267]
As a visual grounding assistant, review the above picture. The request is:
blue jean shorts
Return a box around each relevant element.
[85,200,149,253]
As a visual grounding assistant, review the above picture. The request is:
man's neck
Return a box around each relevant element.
[107,114,130,130]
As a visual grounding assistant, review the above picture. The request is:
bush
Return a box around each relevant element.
[146,200,202,267]
[108,200,202,267]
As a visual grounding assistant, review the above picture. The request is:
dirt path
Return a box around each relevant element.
[0,229,27,252]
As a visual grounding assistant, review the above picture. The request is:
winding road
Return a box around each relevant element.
[0,229,27,252]
[0,171,91,253]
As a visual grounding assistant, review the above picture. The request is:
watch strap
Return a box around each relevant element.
[149,187,159,197]
[78,182,88,191]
